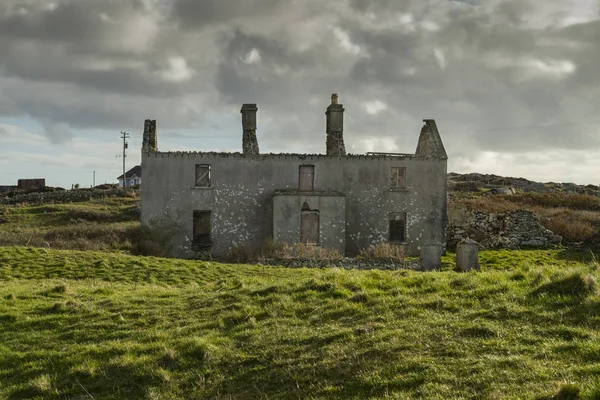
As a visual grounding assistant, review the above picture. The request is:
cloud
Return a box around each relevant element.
[364,100,388,116]
[0,0,599,183]
[0,124,45,145]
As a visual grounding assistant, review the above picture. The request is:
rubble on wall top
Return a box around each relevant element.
[145,150,444,161]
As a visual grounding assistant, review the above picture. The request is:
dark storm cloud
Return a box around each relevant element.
[172,0,287,29]
[0,0,598,166]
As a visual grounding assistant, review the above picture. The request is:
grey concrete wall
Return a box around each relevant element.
[141,152,447,258]
[273,193,346,253]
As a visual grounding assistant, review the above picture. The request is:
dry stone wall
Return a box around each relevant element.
[447,207,562,250]
[0,189,138,206]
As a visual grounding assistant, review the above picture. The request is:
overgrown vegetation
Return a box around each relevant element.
[131,215,183,258]
[1,247,600,398]
[225,240,345,263]
[358,242,406,263]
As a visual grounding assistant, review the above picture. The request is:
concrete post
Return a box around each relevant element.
[456,239,480,272]
[241,104,260,155]
[326,93,346,156]
[142,119,157,153]
[420,242,443,271]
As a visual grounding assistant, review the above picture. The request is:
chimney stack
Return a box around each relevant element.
[142,119,157,153]
[241,104,260,155]
[415,119,447,159]
[326,93,346,156]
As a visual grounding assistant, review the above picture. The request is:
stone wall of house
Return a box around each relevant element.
[447,207,562,249]
[142,152,448,259]
[0,189,138,206]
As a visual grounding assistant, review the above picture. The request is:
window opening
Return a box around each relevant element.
[195,164,211,187]
[391,167,406,189]
[193,210,212,250]
[389,212,406,242]
[299,165,315,191]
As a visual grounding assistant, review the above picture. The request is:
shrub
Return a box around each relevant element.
[257,239,287,260]
[225,243,254,263]
[132,217,182,258]
[358,242,405,263]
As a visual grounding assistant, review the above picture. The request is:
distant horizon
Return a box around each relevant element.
[2,166,597,189]
[1,0,599,187]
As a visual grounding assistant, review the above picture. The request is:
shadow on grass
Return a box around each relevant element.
[530,274,597,301]
[556,248,600,263]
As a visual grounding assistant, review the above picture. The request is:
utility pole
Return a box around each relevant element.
[93,171,96,188]
[120,131,130,188]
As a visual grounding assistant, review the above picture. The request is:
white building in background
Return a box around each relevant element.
[117,165,142,187]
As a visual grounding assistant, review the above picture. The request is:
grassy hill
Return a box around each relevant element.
[2,246,600,399]
[0,198,139,252]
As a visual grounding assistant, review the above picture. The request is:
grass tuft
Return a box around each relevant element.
[29,374,54,394]
[349,292,368,303]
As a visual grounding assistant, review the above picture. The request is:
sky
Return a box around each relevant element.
[0,0,599,188]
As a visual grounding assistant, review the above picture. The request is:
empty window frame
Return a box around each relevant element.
[389,212,406,243]
[299,165,315,191]
[195,164,211,187]
[192,210,212,250]
[391,167,406,189]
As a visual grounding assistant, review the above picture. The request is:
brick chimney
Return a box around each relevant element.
[326,93,346,156]
[241,104,260,155]
[142,119,157,153]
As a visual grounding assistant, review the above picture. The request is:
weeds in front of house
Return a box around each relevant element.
[358,242,406,263]
[254,239,344,262]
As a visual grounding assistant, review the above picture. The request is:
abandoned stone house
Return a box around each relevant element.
[140,94,448,259]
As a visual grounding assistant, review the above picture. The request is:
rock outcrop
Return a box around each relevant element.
[447,172,600,196]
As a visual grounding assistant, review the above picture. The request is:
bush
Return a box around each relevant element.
[225,243,254,263]
[132,218,182,258]
[358,243,405,263]
[257,239,287,259]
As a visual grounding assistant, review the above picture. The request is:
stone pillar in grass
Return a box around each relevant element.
[456,239,480,272]
[420,241,443,271]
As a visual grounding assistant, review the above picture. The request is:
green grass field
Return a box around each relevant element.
[1,246,600,399]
